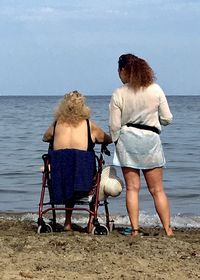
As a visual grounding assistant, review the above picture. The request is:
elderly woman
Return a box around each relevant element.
[43,91,112,231]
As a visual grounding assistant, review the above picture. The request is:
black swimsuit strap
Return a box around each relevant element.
[86,119,95,151]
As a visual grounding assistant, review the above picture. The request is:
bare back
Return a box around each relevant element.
[53,120,93,151]
[43,119,112,149]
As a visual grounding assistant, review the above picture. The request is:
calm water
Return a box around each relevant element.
[0,95,199,228]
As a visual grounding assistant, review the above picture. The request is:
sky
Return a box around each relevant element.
[0,0,199,96]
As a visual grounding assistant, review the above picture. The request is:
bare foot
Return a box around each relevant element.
[131,229,140,237]
[64,223,72,231]
[165,227,174,237]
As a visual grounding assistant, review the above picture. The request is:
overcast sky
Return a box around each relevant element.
[0,0,199,95]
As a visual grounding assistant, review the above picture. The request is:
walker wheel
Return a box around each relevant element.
[92,224,109,235]
[37,223,53,234]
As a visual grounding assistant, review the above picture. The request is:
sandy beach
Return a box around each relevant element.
[0,216,199,280]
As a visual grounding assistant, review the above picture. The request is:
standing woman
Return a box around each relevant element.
[109,54,174,236]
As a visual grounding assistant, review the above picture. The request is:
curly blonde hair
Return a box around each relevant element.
[54,91,90,126]
[118,54,155,90]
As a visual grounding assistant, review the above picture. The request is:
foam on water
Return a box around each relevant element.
[1,211,200,229]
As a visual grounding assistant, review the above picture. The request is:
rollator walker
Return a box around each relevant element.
[37,144,114,235]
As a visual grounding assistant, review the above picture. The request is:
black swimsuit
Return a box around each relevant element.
[51,119,95,151]
[86,119,95,151]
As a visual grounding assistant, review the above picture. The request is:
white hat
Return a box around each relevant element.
[99,166,123,201]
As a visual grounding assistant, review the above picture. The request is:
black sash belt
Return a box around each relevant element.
[126,123,160,135]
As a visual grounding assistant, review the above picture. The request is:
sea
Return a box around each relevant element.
[0,95,199,228]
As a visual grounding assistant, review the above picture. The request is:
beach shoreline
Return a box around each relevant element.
[0,218,200,280]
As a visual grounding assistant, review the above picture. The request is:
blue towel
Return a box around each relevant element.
[48,149,96,204]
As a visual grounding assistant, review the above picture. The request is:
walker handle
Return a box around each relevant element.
[101,144,110,156]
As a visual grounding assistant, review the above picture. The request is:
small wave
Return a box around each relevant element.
[1,211,200,229]
[0,171,38,176]
[170,194,200,199]
[0,189,31,194]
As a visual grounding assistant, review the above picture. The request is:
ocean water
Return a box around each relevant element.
[0,95,199,228]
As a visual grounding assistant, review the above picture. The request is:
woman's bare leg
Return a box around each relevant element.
[64,209,73,231]
[122,167,141,236]
[64,201,75,231]
[143,167,174,236]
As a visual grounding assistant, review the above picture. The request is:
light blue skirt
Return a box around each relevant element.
[113,126,165,169]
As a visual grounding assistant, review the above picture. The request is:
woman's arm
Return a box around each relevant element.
[158,89,173,126]
[42,124,54,142]
[91,121,112,144]
[109,94,122,142]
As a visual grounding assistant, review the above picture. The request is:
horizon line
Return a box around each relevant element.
[0,93,200,97]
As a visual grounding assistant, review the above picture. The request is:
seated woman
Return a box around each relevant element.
[43,91,112,231]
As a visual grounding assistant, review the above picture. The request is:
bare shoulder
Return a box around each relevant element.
[43,123,54,142]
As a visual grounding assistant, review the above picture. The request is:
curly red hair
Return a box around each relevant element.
[118,54,155,90]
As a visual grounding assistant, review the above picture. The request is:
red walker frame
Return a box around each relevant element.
[37,145,113,235]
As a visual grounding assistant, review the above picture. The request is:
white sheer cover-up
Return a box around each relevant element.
[109,83,172,169]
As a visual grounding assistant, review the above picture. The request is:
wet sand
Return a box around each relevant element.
[0,218,200,280]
